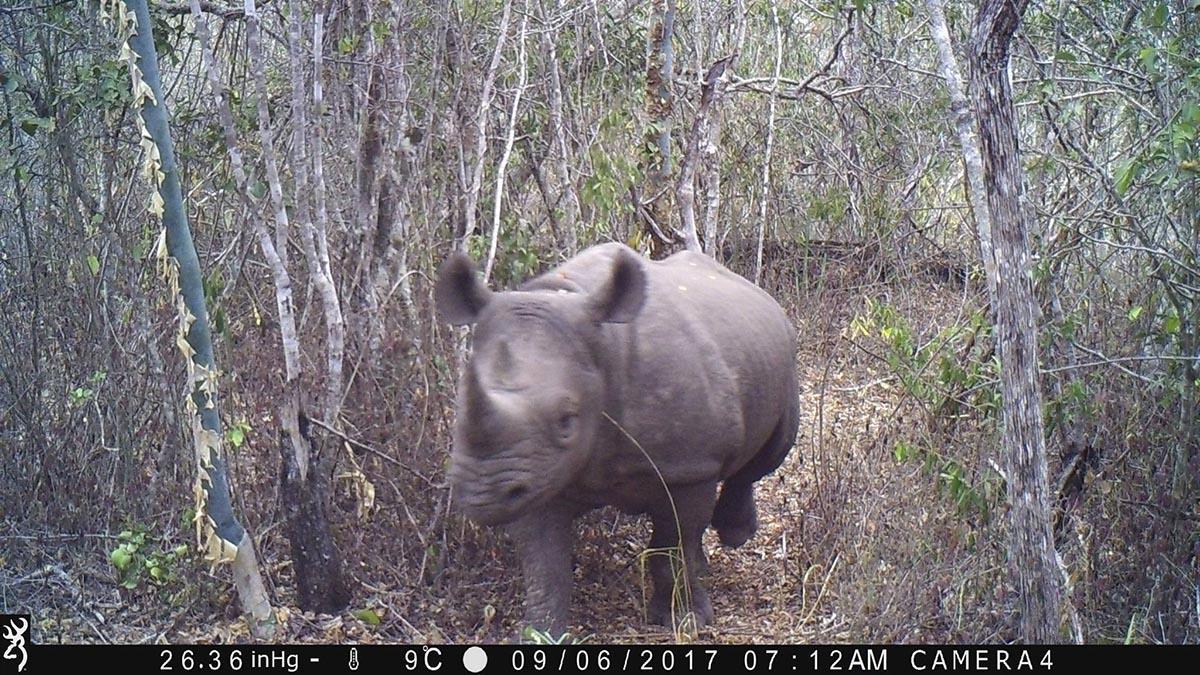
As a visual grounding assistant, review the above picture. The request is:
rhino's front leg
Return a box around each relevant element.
[647,481,717,629]
[507,506,575,637]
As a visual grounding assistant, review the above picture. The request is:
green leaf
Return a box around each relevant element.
[1127,306,1144,321]
[1164,312,1181,334]
[1144,2,1169,29]
[1054,49,1077,63]
[227,426,245,449]
[1114,158,1140,195]
[353,609,381,626]
[109,546,133,571]
[86,255,100,276]
[1182,102,1200,126]
[1139,47,1159,73]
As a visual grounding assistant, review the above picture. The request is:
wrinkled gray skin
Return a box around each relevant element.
[436,243,798,635]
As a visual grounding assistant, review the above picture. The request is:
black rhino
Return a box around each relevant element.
[436,242,798,635]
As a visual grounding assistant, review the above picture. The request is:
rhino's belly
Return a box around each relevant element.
[569,448,727,516]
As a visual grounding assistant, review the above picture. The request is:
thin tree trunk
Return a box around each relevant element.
[192,0,300,389]
[677,55,735,254]
[642,0,676,257]
[541,0,578,253]
[754,0,781,285]
[702,0,747,255]
[127,0,273,637]
[458,0,513,250]
[243,0,302,384]
[245,0,350,613]
[925,0,996,293]
[968,0,1063,642]
[307,8,346,423]
[286,0,343,423]
[484,5,529,282]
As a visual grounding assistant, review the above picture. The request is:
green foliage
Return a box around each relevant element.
[891,438,1000,522]
[467,224,541,287]
[854,300,1001,521]
[226,419,251,450]
[352,608,382,626]
[108,527,188,591]
[68,386,94,405]
[850,299,998,418]
[580,108,641,241]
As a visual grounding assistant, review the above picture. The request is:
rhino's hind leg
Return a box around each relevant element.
[713,393,799,548]
[646,482,716,629]
[711,479,757,547]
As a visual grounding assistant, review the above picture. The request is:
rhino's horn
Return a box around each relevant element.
[463,363,494,423]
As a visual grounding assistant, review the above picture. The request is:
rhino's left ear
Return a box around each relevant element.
[436,251,492,325]
[590,249,646,324]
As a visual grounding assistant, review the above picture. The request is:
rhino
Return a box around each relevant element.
[435,242,798,635]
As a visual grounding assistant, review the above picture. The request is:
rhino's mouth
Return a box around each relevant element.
[449,460,544,525]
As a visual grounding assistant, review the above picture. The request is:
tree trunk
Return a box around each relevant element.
[244,0,350,613]
[701,1,747,256]
[641,0,676,258]
[279,408,351,612]
[126,0,273,637]
[541,0,579,253]
[967,0,1063,643]
[677,55,735,254]
[458,0,513,250]
[754,0,781,285]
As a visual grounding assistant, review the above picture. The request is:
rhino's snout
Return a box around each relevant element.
[449,454,542,525]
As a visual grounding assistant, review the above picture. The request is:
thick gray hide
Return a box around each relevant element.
[436,243,798,635]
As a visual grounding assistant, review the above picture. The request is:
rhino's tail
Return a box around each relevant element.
[712,389,799,548]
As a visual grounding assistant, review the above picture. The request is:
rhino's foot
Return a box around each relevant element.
[648,581,714,629]
[712,489,757,548]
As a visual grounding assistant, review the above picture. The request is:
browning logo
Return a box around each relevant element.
[1,615,28,673]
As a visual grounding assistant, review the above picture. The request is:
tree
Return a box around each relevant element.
[926,0,1064,641]
[120,0,273,637]
[641,0,677,257]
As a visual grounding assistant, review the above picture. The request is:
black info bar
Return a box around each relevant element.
[12,644,1196,674]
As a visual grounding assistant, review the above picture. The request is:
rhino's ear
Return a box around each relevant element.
[589,249,646,324]
[436,251,492,325]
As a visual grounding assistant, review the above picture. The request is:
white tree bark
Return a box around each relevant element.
[754,0,781,284]
[702,0,747,255]
[308,9,346,422]
[459,0,513,251]
[925,0,997,295]
[243,0,302,388]
[484,3,529,283]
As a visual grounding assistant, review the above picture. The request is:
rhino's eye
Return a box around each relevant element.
[557,413,579,440]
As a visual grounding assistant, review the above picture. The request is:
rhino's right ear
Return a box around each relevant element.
[435,252,492,325]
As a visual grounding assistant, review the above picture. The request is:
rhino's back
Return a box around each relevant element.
[533,244,796,499]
